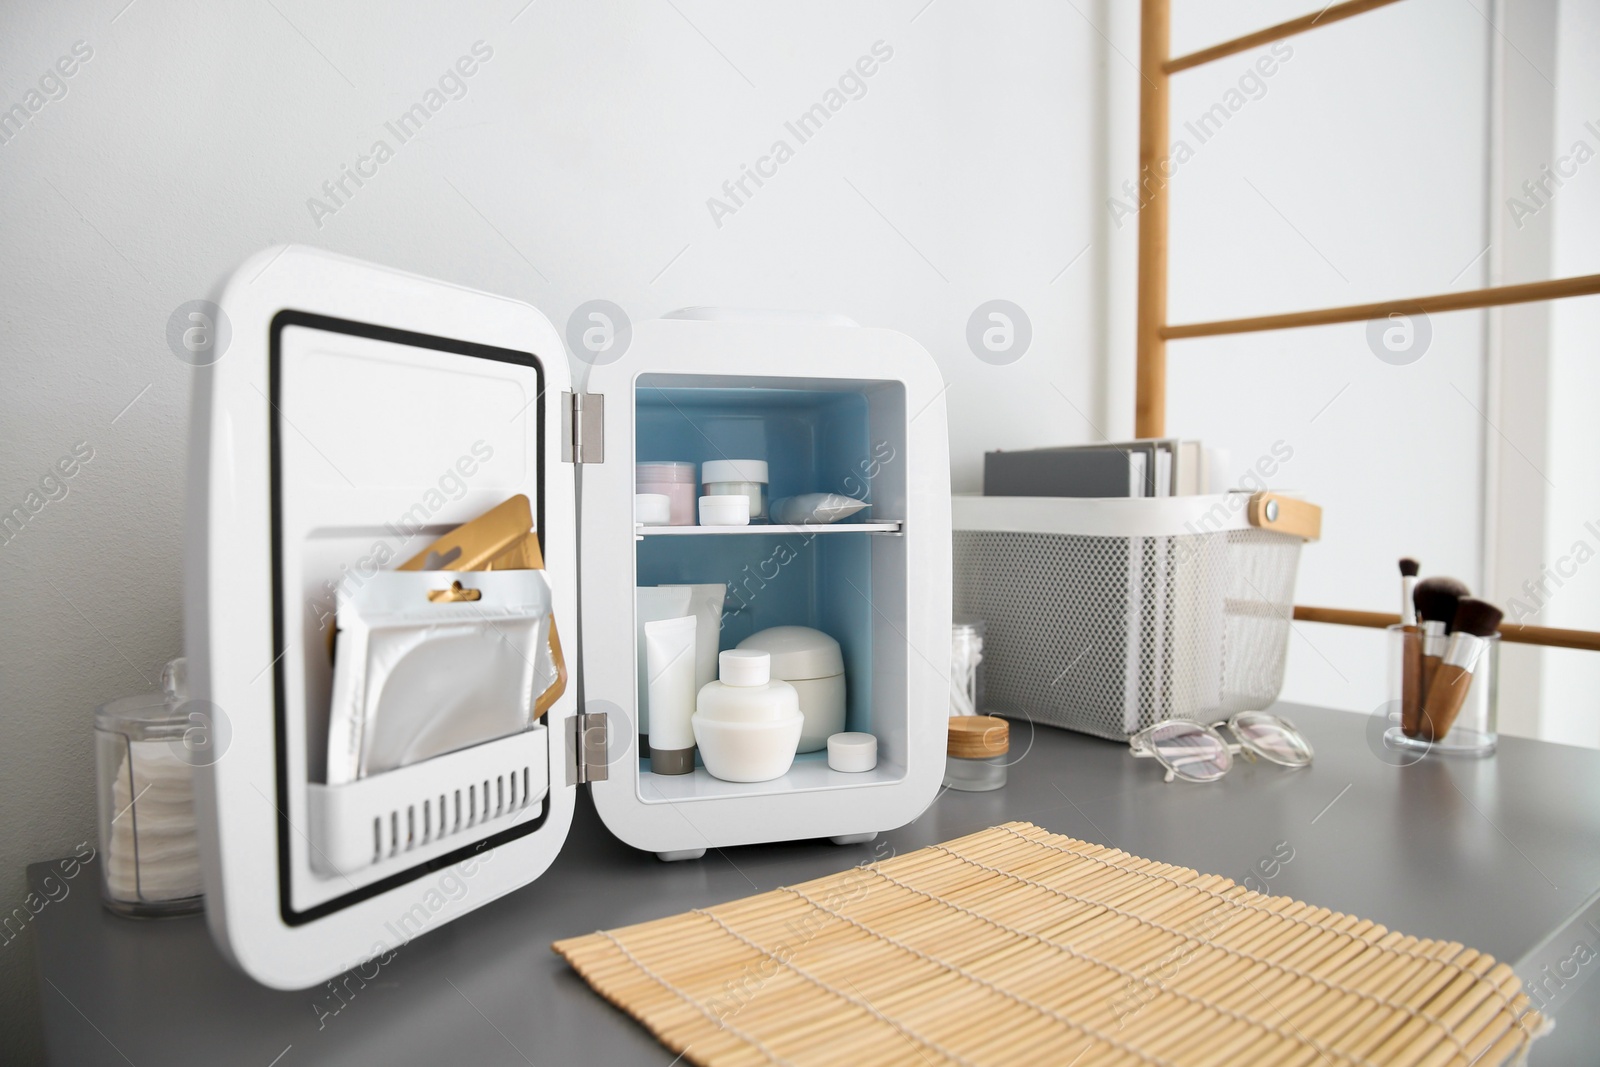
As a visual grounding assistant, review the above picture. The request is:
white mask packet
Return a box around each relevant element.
[327,569,557,784]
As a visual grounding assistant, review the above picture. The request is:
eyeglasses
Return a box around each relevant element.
[1128,713,1313,783]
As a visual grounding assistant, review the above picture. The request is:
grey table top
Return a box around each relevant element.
[32,703,1600,1066]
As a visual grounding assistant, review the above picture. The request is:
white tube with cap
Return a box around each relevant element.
[645,615,698,775]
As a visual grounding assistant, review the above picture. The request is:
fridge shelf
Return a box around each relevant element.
[636,751,905,802]
[636,521,903,537]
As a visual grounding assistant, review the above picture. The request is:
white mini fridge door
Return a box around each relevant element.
[187,246,579,989]
[579,314,952,856]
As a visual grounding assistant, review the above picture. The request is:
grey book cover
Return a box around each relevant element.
[983,446,1146,497]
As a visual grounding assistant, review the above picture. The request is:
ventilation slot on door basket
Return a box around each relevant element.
[307,725,549,878]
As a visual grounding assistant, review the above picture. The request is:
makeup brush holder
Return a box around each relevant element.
[1384,624,1498,757]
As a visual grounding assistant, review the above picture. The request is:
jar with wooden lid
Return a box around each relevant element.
[944,715,1009,792]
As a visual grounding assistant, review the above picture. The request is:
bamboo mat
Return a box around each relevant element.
[553,822,1546,1066]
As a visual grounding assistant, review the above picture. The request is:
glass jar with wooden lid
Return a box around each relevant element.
[944,715,1009,792]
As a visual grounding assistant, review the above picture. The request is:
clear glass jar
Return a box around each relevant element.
[943,753,1007,791]
[1384,623,1498,757]
[701,459,768,523]
[944,714,1008,791]
[951,618,986,716]
[94,659,205,916]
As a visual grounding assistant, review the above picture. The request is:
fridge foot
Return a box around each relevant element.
[655,848,707,862]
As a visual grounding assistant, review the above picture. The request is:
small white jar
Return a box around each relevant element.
[692,650,803,783]
[698,494,750,526]
[736,626,845,752]
[701,459,768,523]
[827,731,877,772]
[635,493,671,526]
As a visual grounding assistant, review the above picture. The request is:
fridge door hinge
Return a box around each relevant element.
[562,391,605,464]
[568,709,610,784]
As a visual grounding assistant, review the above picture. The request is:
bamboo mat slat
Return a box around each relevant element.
[553,822,1547,1066]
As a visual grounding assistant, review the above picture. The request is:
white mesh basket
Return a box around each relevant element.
[952,493,1317,741]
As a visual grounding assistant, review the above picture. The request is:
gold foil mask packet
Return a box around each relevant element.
[399,493,547,572]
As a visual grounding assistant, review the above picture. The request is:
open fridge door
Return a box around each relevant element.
[185,246,578,989]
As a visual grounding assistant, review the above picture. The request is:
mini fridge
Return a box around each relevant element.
[184,246,952,988]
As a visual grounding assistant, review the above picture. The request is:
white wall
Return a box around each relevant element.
[0,1,1104,1058]
[1148,1,1493,717]
[1539,0,1600,746]
[1483,0,1558,740]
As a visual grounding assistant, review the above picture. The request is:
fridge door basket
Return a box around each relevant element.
[952,492,1320,740]
[307,727,549,879]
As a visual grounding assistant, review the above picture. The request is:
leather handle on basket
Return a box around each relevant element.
[1247,492,1322,541]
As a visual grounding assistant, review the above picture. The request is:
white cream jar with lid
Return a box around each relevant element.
[634,493,672,526]
[697,494,750,526]
[736,626,845,752]
[692,650,802,782]
[701,459,768,523]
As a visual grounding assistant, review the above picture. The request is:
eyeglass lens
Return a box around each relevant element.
[1230,713,1312,766]
[1148,721,1231,782]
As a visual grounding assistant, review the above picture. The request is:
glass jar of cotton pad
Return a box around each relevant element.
[94,658,211,917]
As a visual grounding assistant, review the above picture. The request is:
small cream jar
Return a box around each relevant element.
[701,459,768,523]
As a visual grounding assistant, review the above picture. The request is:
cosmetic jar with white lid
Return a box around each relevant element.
[827,731,877,772]
[701,459,768,523]
[698,494,750,526]
[94,658,209,917]
[693,650,803,782]
[635,493,671,525]
[636,462,698,526]
[736,625,846,752]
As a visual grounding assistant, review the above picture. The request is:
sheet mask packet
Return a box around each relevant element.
[327,569,557,784]
[769,493,870,525]
[398,493,567,716]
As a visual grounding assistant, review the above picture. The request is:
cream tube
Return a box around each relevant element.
[635,586,693,736]
[645,615,698,775]
[676,584,726,694]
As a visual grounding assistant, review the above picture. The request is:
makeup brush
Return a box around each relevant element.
[1417,597,1503,742]
[1405,575,1470,738]
[1399,558,1420,627]
[1398,559,1424,736]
